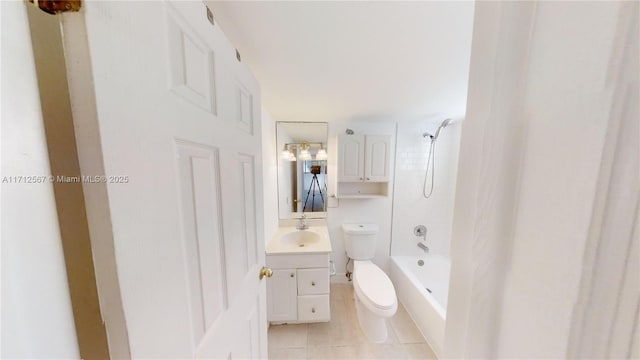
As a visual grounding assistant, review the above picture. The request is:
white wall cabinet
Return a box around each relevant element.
[337,134,391,197]
[266,254,330,323]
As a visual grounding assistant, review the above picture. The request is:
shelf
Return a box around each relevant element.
[336,181,389,198]
[335,194,387,199]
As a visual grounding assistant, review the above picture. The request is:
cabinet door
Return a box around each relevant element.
[338,135,365,182]
[267,269,297,322]
[365,135,391,182]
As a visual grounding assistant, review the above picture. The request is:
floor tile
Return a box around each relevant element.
[403,343,438,359]
[356,343,409,359]
[268,323,308,349]
[307,345,359,360]
[269,347,307,360]
[389,304,426,344]
[307,317,365,347]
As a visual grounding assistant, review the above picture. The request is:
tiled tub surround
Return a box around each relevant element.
[268,284,436,359]
[391,119,461,259]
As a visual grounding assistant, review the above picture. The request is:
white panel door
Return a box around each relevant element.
[62,2,266,358]
[365,135,391,182]
[337,135,365,182]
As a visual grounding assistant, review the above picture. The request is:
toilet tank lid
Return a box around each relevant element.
[342,224,379,235]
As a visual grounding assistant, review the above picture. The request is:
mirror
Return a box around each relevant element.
[277,122,328,219]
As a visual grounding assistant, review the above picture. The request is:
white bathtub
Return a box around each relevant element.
[390,255,451,358]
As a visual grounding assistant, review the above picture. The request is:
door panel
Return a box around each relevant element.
[64,1,266,358]
[176,141,228,346]
[166,8,217,114]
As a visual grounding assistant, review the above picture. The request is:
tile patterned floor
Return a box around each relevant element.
[268,284,438,360]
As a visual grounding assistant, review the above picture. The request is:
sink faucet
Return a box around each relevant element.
[417,242,429,253]
[296,214,308,230]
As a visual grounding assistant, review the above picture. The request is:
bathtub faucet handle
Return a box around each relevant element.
[414,225,427,241]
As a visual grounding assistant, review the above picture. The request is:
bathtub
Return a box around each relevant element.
[390,255,451,358]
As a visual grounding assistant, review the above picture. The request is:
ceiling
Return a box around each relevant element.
[277,122,327,143]
[208,1,475,123]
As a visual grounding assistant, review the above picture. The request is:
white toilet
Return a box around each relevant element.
[342,224,398,343]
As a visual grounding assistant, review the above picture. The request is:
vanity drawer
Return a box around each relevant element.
[297,268,329,295]
[297,295,330,322]
[267,254,329,269]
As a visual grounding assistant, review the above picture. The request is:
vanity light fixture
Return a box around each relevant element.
[299,145,312,161]
[315,145,328,160]
[281,145,292,160]
[281,142,327,162]
[281,145,298,161]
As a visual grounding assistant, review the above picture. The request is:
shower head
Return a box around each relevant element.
[422,118,453,140]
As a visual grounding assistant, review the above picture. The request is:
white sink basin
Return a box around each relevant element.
[266,226,332,254]
[279,230,321,248]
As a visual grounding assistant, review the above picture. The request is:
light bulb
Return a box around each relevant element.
[299,149,311,161]
[315,149,327,160]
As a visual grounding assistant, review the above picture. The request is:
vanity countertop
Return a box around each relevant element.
[266,226,332,255]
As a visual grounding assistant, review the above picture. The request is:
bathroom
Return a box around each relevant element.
[262,114,461,359]
[4,1,637,359]
[244,1,471,356]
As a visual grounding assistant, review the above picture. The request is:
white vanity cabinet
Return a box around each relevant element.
[337,134,391,197]
[266,253,331,323]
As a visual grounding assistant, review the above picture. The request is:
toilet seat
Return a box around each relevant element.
[353,261,397,312]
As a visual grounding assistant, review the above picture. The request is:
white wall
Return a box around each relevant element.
[1,1,80,358]
[261,107,279,243]
[391,119,461,259]
[326,121,396,280]
[446,1,637,358]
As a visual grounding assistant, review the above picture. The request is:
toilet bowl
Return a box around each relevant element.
[342,224,397,343]
[352,260,398,342]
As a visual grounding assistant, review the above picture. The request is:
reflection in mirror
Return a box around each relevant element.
[276,122,328,219]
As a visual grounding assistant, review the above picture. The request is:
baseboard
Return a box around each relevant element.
[330,272,352,284]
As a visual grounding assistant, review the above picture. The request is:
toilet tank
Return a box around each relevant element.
[342,224,379,260]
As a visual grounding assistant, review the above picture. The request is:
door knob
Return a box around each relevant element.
[259,266,273,280]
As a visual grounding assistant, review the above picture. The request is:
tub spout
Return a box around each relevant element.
[417,242,429,253]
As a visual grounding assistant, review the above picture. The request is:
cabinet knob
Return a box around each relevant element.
[366,177,370,180]
[290,273,295,278]
[359,177,363,180]
[311,281,316,286]
[311,308,316,313]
